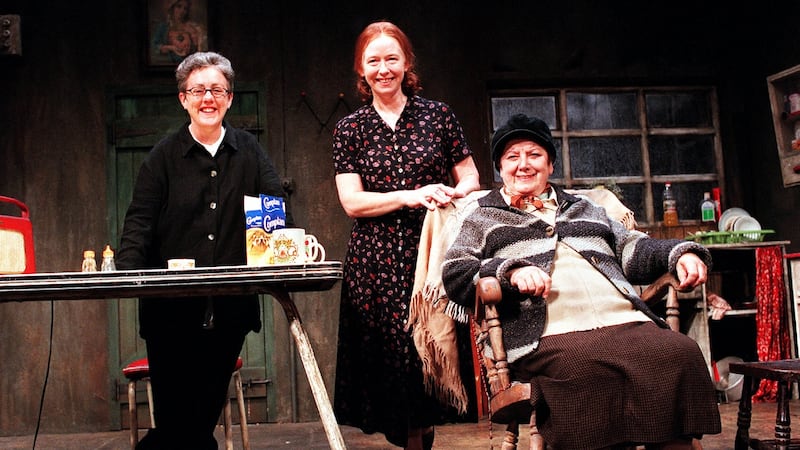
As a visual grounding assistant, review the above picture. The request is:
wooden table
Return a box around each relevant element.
[0,262,346,450]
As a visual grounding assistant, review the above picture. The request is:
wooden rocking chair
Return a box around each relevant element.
[473,272,689,450]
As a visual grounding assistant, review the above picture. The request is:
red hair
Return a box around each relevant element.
[353,21,421,101]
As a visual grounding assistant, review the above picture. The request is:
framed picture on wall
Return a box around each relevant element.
[145,0,209,68]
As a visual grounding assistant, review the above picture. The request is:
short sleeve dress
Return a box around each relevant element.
[332,96,473,447]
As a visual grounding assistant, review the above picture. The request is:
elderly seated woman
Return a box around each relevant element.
[441,114,721,449]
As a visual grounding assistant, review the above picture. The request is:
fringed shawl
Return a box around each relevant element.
[407,191,488,414]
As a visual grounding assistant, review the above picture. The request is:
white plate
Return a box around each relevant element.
[733,215,761,232]
[718,207,750,232]
[726,215,743,232]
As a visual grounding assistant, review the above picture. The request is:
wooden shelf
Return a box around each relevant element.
[721,308,757,317]
[767,64,800,187]
[705,240,791,250]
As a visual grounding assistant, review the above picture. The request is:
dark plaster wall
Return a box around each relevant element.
[0,0,799,435]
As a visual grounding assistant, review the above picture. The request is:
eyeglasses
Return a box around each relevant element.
[184,87,230,98]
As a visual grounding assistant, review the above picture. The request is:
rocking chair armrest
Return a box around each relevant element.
[474,276,502,323]
[640,272,684,307]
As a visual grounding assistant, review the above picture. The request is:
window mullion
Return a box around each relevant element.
[638,88,655,224]
[558,89,573,188]
[710,87,726,204]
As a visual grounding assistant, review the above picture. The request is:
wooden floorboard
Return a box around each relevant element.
[0,399,792,449]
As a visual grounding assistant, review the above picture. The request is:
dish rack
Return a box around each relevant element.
[685,230,775,245]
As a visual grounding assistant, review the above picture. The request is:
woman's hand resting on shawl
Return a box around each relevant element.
[418,183,459,210]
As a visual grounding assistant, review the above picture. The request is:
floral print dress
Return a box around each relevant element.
[332,96,473,447]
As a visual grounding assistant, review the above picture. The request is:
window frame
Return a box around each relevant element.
[488,85,725,226]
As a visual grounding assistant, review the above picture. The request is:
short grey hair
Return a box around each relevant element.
[175,51,235,92]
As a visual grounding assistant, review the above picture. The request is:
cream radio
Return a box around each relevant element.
[0,196,35,274]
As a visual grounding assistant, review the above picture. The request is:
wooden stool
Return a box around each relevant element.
[122,356,250,450]
[729,359,800,450]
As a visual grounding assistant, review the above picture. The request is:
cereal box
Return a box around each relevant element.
[244,194,286,266]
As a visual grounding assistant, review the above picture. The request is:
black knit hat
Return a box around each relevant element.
[491,114,556,169]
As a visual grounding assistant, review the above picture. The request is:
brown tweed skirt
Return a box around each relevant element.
[511,321,722,449]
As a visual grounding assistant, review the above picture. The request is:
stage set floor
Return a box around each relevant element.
[0,399,792,449]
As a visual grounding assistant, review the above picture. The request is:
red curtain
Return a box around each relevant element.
[753,245,790,401]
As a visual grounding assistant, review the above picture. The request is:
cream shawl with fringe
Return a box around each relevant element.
[407,190,487,415]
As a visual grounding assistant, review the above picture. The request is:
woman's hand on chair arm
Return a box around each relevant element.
[507,265,552,298]
[675,252,707,290]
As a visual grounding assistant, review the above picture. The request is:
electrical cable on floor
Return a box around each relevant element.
[31,300,54,450]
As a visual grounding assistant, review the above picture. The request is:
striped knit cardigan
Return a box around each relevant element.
[441,186,711,364]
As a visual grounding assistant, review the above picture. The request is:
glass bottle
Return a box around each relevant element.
[81,250,97,272]
[701,192,716,222]
[711,188,722,222]
[663,183,678,227]
[101,244,116,271]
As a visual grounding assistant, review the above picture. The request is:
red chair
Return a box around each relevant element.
[122,356,250,450]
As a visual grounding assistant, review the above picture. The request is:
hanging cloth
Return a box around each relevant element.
[753,245,790,402]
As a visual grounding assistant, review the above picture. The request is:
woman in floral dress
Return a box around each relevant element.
[332,21,480,450]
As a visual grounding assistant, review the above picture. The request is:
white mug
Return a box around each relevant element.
[270,228,326,264]
[167,258,196,270]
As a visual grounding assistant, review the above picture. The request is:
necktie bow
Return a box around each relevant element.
[510,194,544,210]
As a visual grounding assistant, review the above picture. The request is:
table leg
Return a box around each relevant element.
[735,375,757,450]
[273,290,346,450]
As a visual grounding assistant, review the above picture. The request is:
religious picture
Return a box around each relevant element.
[146,0,208,67]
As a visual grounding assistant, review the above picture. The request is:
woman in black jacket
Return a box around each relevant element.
[117,51,290,450]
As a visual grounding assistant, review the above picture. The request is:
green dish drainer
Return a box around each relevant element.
[685,230,775,245]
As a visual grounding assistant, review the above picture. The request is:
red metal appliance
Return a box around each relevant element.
[0,196,35,274]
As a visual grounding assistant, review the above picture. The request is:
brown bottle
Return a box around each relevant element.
[663,183,678,227]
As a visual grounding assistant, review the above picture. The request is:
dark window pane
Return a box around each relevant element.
[682,182,718,222]
[649,136,716,175]
[646,92,711,127]
[490,96,557,130]
[551,139,563,179]
[602,183,645,224]
[570,137,641,178]
[572,184,645,226]
[566,92,637,130]
[615,184,645,224]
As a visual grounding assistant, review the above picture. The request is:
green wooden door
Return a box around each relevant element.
[106,84,275,427]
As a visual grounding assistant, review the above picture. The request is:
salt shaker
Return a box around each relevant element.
[101,244,116,272]
[81,250,97,272]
